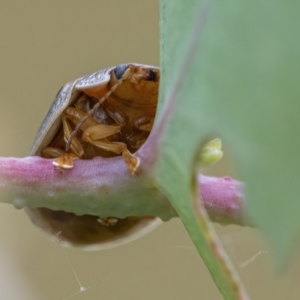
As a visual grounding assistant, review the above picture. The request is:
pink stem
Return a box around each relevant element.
[198,174,246,225]
[0,156,246,225]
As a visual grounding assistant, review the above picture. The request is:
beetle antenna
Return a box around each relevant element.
[65,78,124,152]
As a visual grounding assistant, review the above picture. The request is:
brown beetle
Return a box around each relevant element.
[26,63,162,250]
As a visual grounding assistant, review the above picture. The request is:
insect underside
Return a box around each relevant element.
[42,64,159,174]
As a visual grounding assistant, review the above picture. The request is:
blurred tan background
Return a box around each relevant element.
[0,1,299,299]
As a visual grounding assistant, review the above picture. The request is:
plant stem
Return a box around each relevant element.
[0,156,246,225]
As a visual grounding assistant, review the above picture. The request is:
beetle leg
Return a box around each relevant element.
[82,124,126,154]
[52,107,97,169]
[52,153,79,169]
[97,217,118,227]
[122,149,140,174]
[42,147,65,158]
[42,147,79,169]
[105,106,127,127]
[62,115,84,157]
[134,116,154,132]
[64,107,98,131]
[82,124,139,174]
[82,124,121,142]
[65,69,131,152]
[50,114,84,169]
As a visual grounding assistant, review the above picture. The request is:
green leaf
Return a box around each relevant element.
[155,0,248,299]
[195,0,300,265]
[157,0,300,295]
